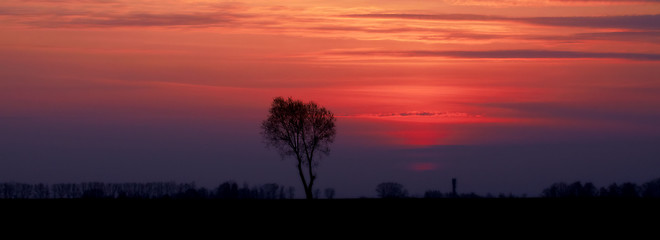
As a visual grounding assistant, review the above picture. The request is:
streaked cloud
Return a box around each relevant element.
[0,0,247,28]
[521,15,660,30]
[374,111,482,117]
[328,49,660,61]
[55,13,239,27]
[550,0,660,2]
[444,0,660,6]
[525,31,660,43]
[344,13,507,21]
[338,112,487,123]
[344,13,660,30]
[21,0,118,2]
[307,25,660,43]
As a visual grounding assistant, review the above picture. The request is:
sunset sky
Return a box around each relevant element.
[1,0,659,197]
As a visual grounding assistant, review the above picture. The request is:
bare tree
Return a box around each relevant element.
[261,97,336,199]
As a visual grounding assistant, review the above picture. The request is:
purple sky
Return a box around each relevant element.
[1,0,659,198]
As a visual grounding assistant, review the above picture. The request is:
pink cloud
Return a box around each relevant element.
[410,162,439,171]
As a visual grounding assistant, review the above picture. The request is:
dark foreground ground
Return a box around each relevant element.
[2,198,657,233]
[4,198,658,214]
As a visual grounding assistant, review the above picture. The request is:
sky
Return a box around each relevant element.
[1,0,659,198]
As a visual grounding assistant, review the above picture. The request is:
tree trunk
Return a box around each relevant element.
[304,186,313,200]
[296,161,313,200]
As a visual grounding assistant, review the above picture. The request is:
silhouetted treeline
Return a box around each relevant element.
[540,178,660,198]
[3,178,660,199]
[423,190,485,199]
[421,177,660,199]
[378,181,490,199]
[0,181,295,199]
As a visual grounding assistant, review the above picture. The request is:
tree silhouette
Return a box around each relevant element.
[642,178,660,198]
[376,182,408,198]
[261,183,280,199]
[324,188,335,199]
[215,181,239,199]
[620,182,640,198]
[261,97,337,200]
[424,190,444,198]
[542,181,599,198]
